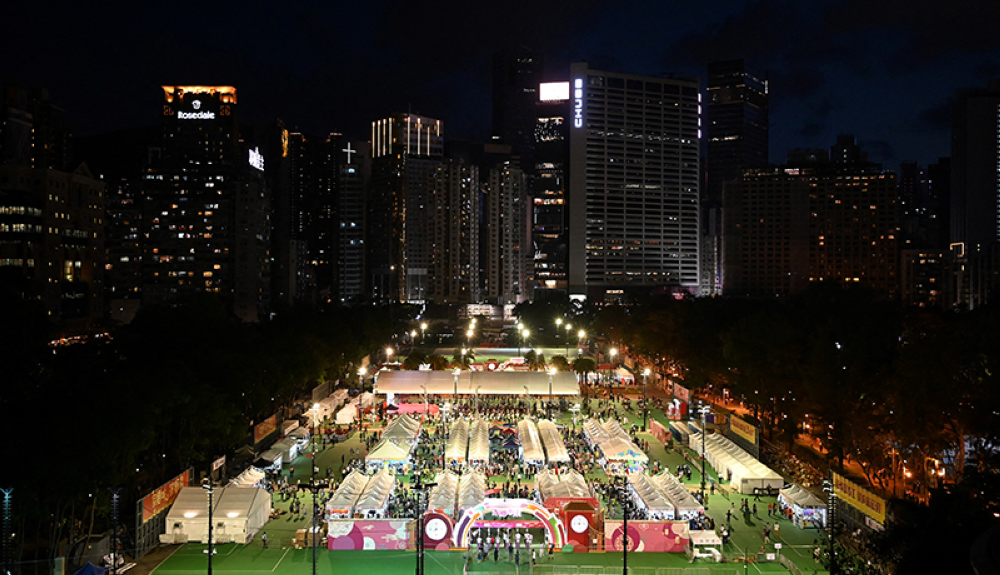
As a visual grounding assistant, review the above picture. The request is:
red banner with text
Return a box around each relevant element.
[141,469,190,523]
[253,414,278,444]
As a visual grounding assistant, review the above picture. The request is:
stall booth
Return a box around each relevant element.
[596,438,649,475]
[331,388,349,406]
[282,419,300,436]
[468,419,490,467]
[614,368,634,385]
[627,472,675,520]
[445,419,469,465]
[689,530,723,562]
[327,470,369,518]
[255,449,283,472]
[380,414,421,443]
[537,420,571,465]
[582,419,612,448]
[228,467,266,488]
[335,403,358,425]
[779,484,827,529]
[456,470,487,518]
[354,468,396,519]
[314,396,341,422]
[272,437,302,463]
[517,419,545,466]
[690,432,783,494]
[365,439,413,470]
[534,470,598,553]
[161,486,270,544]
[651,472,704,519]
[427,471,460,518]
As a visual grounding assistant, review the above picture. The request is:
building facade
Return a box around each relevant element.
[567,63,701,301]
[142,86,270,322]
[485,162,530,305]
[430,159,480,305]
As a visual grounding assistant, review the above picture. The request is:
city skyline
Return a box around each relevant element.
[4,1,1000,167]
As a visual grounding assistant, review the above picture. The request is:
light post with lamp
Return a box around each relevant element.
[420,322,428,345]
[642,369,651,431]
[410,330,417,346]
[522,328,530,357]
[385,347,394,365]
[577,330,585,356]
[420,384,429,421]
[201,479,217,575]
[698,403,710,506]
[466,328,474,349]
[555,318,562,347]
[311,403,320,447]
[453,368,461,406]
[475,385,481,415]
[547,368,556,420]
[564,323,572,356]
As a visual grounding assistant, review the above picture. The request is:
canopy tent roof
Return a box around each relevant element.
[597,438,649,462]
[457,470,486,513]
[445,418,469,461]
[690,432,783,494]
[536,469,594,500]
[213,486,271,523]
[615,368,634,381]
[327,470,369,512]
[468,419,490,463]
[228,467,265,488]
[381,414,421,441]
[780,484,825,509]
[335,404,357,424]
[628,472,675,513]
[331,388,349,403]
[583,419,613,444]
[537,420,571,463]
[374,370,580,396]
[166,487,214,522]
[427,471,460,515]
[690,530,722,546]
[603,419,633,442]
[652,472,704,515]
[355,468,396,512]
[366,439,413,462]
[518,419,545,463]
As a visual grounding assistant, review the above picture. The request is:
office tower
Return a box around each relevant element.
[703,60,769,295]
[492,51,543,168]
[0,163,105,329]
[143,86,270,322]
[369,113,443,303]
[723,148,899,297]
[533,83,571,295]
[567,63,701,301]
[900,249,951,309]
[104,176,143,323]
[333,135,367,304]
[0,85,70,170]
[430,159,480,305]
[485,162,529,305]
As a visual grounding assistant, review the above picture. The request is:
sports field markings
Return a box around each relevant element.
[270,547,291,572]
[729,540,763,574]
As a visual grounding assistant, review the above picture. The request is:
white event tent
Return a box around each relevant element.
[652,472,704,518]
[445,418,469,464]
[627,472,675,520]
[427,471,460,517]
[518,419,545,465]
[374,370,580,397]
[537,420,570,464]
[689,432,783,494]
[161,486,271,544]
[468,419,490,465]
[456,470,487,515]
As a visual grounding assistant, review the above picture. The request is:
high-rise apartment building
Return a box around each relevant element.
[533,85,570,295]
[430,159,480,305]
[485,162,529,305]
[0,85,70,171]
[369,113,443,303]
[723,153,899,297]
[567,63,701,301]
[0,163,105,329]
[492,51,543,169]
[703,60,769,295]
[142,86,270,322]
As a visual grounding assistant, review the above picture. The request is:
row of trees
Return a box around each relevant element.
[0,293,396,573]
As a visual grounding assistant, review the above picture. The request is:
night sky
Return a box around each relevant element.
[4,0,1000,167]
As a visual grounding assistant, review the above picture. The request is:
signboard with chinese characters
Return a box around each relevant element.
[729,415,757,445]
[141,469,190,523]
[211,455,226,471]
[672,383,690,403]
[833,472,886,525]
[253,414,278,444]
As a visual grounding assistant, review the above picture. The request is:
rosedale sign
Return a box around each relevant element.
[178,100,215,120]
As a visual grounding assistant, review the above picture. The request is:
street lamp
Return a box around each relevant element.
[475,385,481,415]
[410,330,417,344]
[311,403,321,446]
[420,384,429,422]
[386,347,394,364]
[201,479,217,575]
[420,322,428,344]
[642,369,651,431]
[698,404,710,506]
[555,318,562,345]
[547,368,557,420]
[609,348,617,385]
[466,329,474,348]
[564,323,572,356]
[453,368,461,405]
[577,330,585,356]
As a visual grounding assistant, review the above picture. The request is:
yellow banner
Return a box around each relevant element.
[833,472,886,525]
[730,415,757,445]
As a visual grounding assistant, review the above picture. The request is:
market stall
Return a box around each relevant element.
[335,403,358,425]
[468,419,490,466]
[228,467,266,488]
[651,472,704,519]
[445,419,469,464]
[517,419,545,466]
[255,449,283,471]
[535,469,594,501]
[365,439,413,470]
[582,418,613,447]
[161,486,270,544]
[161,487,212,544]
[354,468,396,518]
[456,470,486,516]
[596,438,649,475]
[381,414,421,442]
[690,432,783,494]
[327,470,369,518]
[272,437,302,463]
[778,484,827,529]
[537,420,570,464]
[627,472,675,520]
[427,471,460,518]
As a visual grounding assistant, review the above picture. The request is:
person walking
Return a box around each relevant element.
[261,531,268,548]
[752,503,758,517]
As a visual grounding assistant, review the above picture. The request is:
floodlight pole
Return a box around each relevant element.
[202,480,215,575]
[2,488,12,575]
[108,487,122,575]
[622,476,629,575]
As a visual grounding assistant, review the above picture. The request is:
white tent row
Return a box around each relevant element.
[445,418,469,463]
[689,432,783,494]
[537,420,571,464]
[335,403,358,425]
[381,414,421,442]
[427,471,460,517]
[313,396,341,421]
[651,472,704,518]
[468,419,490,464]
[327,470,370,517]
[374,370,581,396]
[627,472,675,519]
[603,418,633,442]
[228,467,266,488]
[161,486,271,544]
[518,419,545,465]
[779,484,826,509]
[354,468,396,517]
[457,470,487,515]
[582,418,613,445]
[535,469,593,501]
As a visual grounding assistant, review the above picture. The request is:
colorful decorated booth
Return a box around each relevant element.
[778,484,827,529]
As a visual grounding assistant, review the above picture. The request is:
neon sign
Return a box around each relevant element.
[573,79,583,128]
[249,147,264,171]
[178,111,215,120]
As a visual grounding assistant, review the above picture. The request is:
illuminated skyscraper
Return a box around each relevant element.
[142,86,270,322]
[567,64,701,301]
[369,113,443,303]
